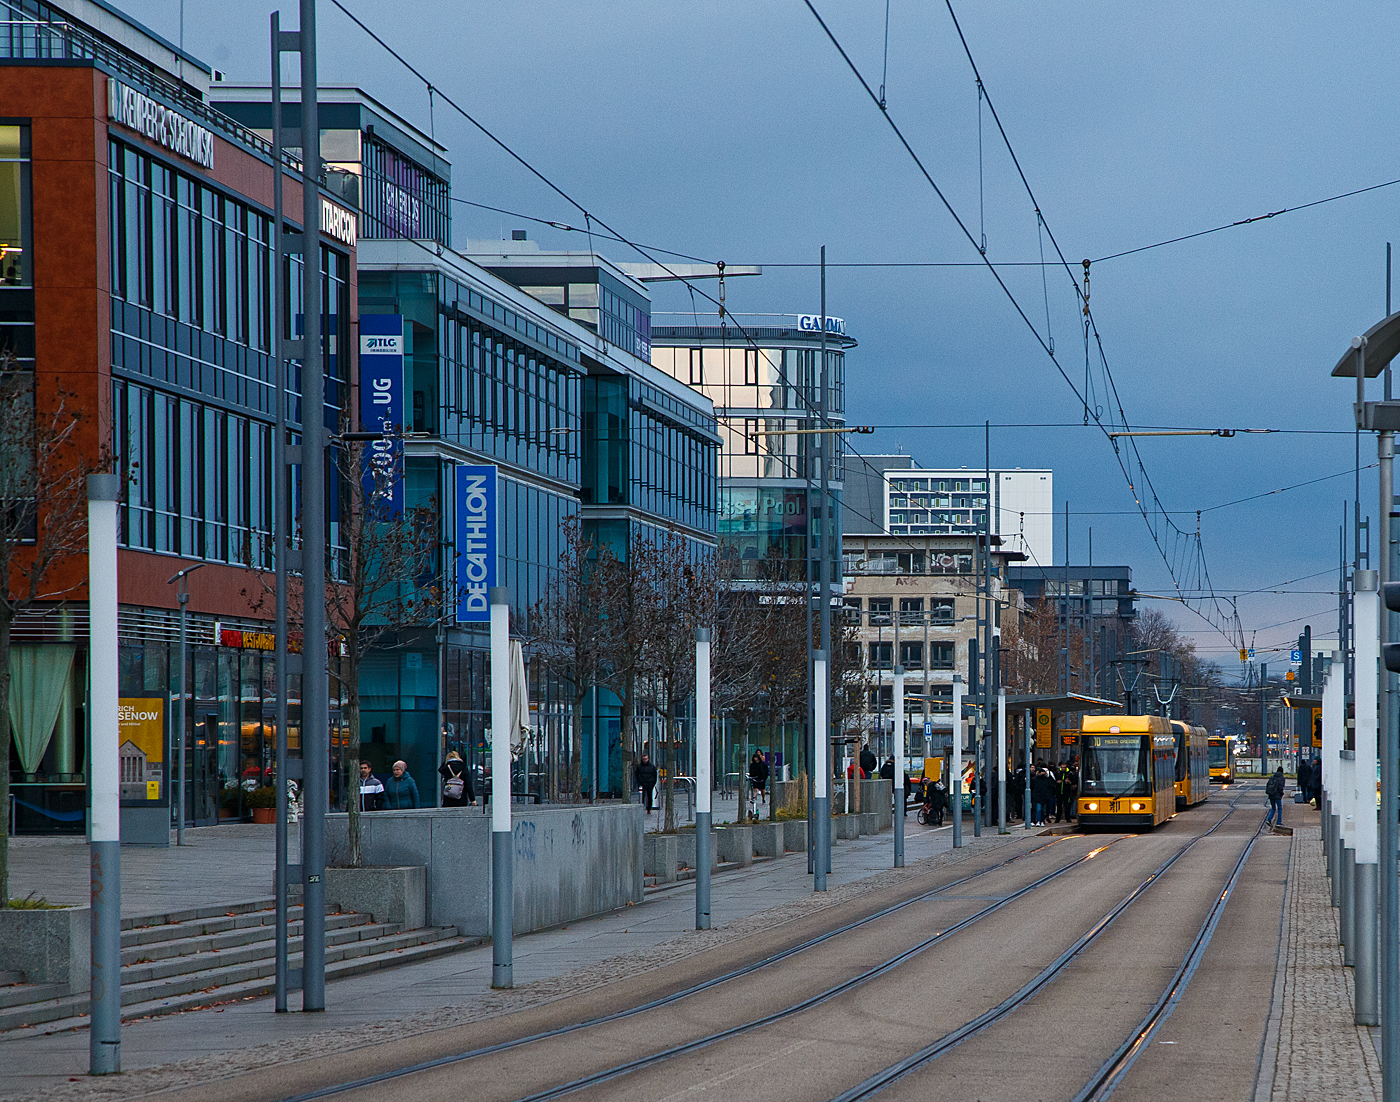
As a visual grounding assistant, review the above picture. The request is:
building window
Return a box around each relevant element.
[900,641,923,669]
[0,124,32,288]
[926,684,953,713]
[869,685,893,710]
[743,347,758,385]
[931,599,955,624]
[929,642,955,670]
[868,641,893,670]
[743,418,759,455]
[689,347,703,385]
[868,597,892,626]
[899,598,923,626]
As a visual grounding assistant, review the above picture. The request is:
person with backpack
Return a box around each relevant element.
[439,750,478,808]
[1265,766,1286,828]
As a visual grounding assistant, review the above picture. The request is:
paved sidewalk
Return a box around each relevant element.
[1258,811,1381,1101]
[0,809,1020,1101]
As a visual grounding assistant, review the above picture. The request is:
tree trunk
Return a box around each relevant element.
[570,694,584,803]
[619,671,635,803]
[663,694,677,833]
[0,609,11,904]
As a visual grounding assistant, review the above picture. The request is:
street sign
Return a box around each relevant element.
[1285,670,1295,681]
[1035,707,1052,748]
[1248,648,1255,659]
[1290,649,1302,663]
[1239,648,1248,662]
[924,720,932,737]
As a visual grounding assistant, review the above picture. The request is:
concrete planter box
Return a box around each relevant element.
[835,814,862,840]
[676,830,717,870]
[751,822,783,858]
[781,818,808,853]
[327,803,643,936]
[862,779,893,830]
[0,906,89,991]
[643,834,678,883]
[716,825,752,866]
[325,865,425,930]
[860,812,881,836]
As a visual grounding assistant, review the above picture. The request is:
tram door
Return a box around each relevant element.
[188,712,220,825]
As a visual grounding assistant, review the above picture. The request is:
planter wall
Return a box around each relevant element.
[751,822,783,858]
[643,834,678,883]
[0,906,89,991]
[716,825,752,867]
[834,814,861,840]
[781,819,808,853]
[676,830,717,871]
[328,803,643,936]
[325,865,426,930]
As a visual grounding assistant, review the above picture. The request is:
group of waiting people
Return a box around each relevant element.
[357,751,481,811]
[1012,759,1079,826]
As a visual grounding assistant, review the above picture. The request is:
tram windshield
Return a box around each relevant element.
[1080,736,1149,797]
[1208,742,1228,767]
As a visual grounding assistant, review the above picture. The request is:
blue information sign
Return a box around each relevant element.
[455,464,498,622]
[359,314,406,514]
[1291,649,1302,663]
[924,720,932,737]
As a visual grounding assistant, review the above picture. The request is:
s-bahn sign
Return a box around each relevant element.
[108,79,215,169]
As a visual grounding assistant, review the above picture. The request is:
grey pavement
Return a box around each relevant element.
[0,803,978,1096]
[1259,810,1382,1101]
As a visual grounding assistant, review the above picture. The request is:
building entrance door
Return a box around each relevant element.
[188,713,220,825]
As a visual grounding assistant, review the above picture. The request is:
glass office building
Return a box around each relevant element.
[650,315,854,588]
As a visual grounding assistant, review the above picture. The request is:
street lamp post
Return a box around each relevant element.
[893,664,904,867]
[167,564,205,846]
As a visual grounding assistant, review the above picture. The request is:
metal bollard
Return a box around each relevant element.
[1342,847,1356,964]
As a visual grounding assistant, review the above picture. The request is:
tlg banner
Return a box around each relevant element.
[359,314,406,514]
[456,464,498,622]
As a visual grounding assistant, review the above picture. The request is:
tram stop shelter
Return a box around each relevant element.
[996,692,1126,765]
[1280,693,1322,760]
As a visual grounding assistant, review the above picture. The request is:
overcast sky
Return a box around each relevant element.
[124,0,1397,671]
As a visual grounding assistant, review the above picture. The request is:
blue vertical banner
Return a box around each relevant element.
[359,314,406,514]
[456,464,498,622]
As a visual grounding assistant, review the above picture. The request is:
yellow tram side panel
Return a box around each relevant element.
[1172,720,1210,809]
[1077,715,1177,830]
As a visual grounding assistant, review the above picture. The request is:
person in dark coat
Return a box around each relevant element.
[382,760,420,810]
[358,760,385,812]
[1265,766,1285,827]
[1310,757,1323,805]
[748,751,770,801]
[859,743,878,778]
[438,750,478,808]
[635,754,658,812]
[1031,768,1054,826]
[879,757,896,781]
[1296,759,1312,803]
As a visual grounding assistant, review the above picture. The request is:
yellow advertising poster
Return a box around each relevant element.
[119,697,164,801]
[1312,707,1322,748]
[1035,707,1053,748]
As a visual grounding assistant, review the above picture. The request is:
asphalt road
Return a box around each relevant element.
[166,784,1281,1102]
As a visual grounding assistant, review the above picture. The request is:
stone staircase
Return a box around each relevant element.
[0,897,468,1032]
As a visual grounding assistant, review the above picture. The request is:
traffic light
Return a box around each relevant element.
[1384,582,1400,673]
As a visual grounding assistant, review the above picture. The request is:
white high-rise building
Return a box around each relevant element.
[883,467,1053,567]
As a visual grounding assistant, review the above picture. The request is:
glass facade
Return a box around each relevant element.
[887,475,989,535]
[0,123,30,289]
[651,325,853,584]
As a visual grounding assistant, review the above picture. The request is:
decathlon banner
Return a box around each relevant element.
[456,464,498,622]
[359,314,406,514]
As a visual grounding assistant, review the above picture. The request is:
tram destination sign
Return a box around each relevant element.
[107,78,215,169]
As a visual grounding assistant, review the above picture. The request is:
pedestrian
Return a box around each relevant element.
[748,750,770,807]
[928,779,948,826]
[1031,767,1053,826]
[1012,765,1026,821]
[1265,765,1285,828]
[879,757,896,781]
[635,753,658,812]
[439,750,477,808]
[383,760,420,810]
[1296,759,1311,808]
[358,760,385,812]
[1310,757,1323,806]
[1064,761,1079,822]
[859,742,878,779]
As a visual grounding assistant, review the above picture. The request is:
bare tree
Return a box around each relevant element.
[529,516,618,802]
[0,353,102,903]
[633,530,717,833]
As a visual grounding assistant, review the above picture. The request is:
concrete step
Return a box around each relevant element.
[119,920,402,984]
[118,896,294,932]
[0,970,24,986]
[0,982,66,1010]
[120,909,370,964]
[0,927,468,1033]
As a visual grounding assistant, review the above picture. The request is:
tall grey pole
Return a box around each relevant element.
[1353,570,1379,1024]
[270,9,291,1014]
[490,587,514,986]
[168,564,203,845]
[695,629,712,927]
[818,246,832,880]
[1379,425,1399,1097]
[1260,663,1268,776]
[951,675,963,848]
[1024,707,1033,830]
[297,0,328,1013]
[997,688,1007,834]
[813,650,829,892]
[893,664,905,867]
[87,473,122,1074]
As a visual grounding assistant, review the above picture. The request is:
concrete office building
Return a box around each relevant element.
[1,0,358,834]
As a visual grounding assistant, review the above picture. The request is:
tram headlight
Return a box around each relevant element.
[1131,802,1145,811]
[1086,802,1098,811]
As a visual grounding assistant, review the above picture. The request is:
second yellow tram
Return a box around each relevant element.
[1172,720,1210,809]
[1208,735,1235,784]
[1077,715,1177,829]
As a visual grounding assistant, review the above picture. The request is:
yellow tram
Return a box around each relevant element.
[1208,734,1234,784]
[1076,715,1177,830]
[1172,720,1210,809]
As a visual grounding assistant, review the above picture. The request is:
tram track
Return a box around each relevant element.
[831,786,1259,1101]
[275,833,1080,1102]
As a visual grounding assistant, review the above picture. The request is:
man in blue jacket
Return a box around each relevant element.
[383,760,420,810]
